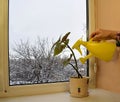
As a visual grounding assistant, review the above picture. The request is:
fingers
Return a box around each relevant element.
[89,29,101,40]
[91,34,101,41]
[89,32,96,39]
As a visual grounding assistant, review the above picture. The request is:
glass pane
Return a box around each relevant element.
[9,0,87,85]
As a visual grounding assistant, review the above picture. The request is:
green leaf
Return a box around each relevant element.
[61,32,70,42]
[54,42,61,56]
[54,42,66,56]
[63,54,72,66]
[51,36,61,50]
[61,44,66,50]
[64,39,69,45]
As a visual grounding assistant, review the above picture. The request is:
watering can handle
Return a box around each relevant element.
[89,38,106,43]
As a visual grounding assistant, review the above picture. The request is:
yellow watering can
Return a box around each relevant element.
[72,39,116,64]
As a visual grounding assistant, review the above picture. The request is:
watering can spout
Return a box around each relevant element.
[72,39,86,55]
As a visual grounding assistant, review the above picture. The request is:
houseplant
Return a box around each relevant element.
[51,32,89,97]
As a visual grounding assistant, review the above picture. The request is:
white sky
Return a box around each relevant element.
[9,0,87,57]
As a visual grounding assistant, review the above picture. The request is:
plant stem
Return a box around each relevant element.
[66,44,78,69]
[68,63,83,78]
[66,44,82,78]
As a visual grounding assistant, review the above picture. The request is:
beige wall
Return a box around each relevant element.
[95,0,120,93]
[96,0,120,30]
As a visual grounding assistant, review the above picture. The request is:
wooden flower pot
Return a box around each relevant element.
[70,77,89,98]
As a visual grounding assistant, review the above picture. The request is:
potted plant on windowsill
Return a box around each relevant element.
[51,32,89,98]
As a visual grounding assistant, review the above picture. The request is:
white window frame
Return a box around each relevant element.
[0,0,96,97]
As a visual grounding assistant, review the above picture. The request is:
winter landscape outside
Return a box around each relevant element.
[9,0,87,85]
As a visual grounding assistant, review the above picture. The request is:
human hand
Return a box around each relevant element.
[89,29,117,41]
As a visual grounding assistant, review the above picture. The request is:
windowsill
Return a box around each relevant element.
[0,88,120,102]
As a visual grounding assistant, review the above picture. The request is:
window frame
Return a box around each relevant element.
[0,0,96,97]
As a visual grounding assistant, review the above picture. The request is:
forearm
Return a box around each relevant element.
[109,30,120,40]
[90,29,120,41]
[100,29,120,40]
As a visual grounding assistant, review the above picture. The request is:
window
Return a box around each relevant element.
[9,0,87,85]
[0,0,95,97]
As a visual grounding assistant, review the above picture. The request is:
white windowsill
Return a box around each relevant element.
[0,89,120,102]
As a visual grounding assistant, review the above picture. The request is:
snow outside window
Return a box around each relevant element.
[9,0,88,86]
